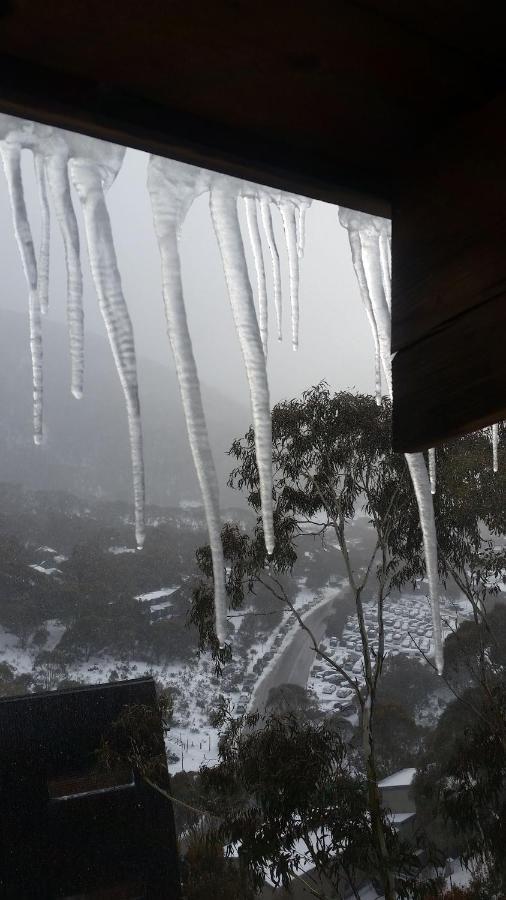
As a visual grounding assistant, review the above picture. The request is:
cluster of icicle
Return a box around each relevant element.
[0,114,309,646]
[2,114,498,664]
[0,114,146,550]
[337,208,445,673]
[147,157,310,644]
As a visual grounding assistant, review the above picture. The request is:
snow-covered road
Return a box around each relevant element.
[250,586,347,713]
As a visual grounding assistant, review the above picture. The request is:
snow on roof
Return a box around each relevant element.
[388,811,415,824]
[108,546,137,555]
[150,600,173,612]
[29,564,62,576]
[135,587,180,602]
[378,768,416,789]
[35,546,57,553]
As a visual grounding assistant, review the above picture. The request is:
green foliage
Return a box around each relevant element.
[199,710,420,896]
[181,825,255,900]
[414,671,506,890]
[0,661,32,697]
[97,694,173,787]
[372,702,426,778]
[377,655,439,714]
[265,682,320,721]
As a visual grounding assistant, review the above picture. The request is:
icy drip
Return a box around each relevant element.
[279,199,300,350]
[0,141,43,444]
[148,157,227,645]
[244,195,268,357]
[296,202,307,259]
[45,149,84,399]
[428,449,436,494]
[259,196,282,341]
[492,424,499,473]
[210,182,275,555]
[69,148,145,549]
[345,225,382,404]
[379,226,391,310]
[34,153,50,315]
[340,208,444,673]
[404,453,443,671]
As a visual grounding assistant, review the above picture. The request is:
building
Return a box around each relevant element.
[0,677,181,898]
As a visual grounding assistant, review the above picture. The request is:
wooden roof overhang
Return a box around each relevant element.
[0,1,505,451]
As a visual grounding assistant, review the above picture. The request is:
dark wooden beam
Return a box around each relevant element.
[0,1,503,216]
[391,90,506,451]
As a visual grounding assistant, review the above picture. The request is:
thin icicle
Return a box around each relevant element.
[34,152,50,315]
[68,143,145,549]
[295,201,308,259]
[210,180,275,555]
[379,225,391,311]
[279,199,300,350]
[244,194,268,357]
[492,423,499,473]
[259,196,282,341]
[405,452,444,673]
[148,156,227,644]
[44,149,84,399]
[340,211,382,404]
[340,208,444,674]
[0,141,43,444]
[428,448,436,494]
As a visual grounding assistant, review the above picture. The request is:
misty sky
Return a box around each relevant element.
[0,145,375,412]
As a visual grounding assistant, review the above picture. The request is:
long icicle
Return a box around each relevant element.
[0,141,43,444]
[148,157,227,645]
[45,152,84,399]
[492,423,499,473]
[259,196,282,341]
[428,448,436,494]
[296,201,307,259]
[34,152,50,315]
[345,224,382,404]
[379,225,391,311]
[342,209,444,673]
[244,194,268,357]
[210,181,275,555]
[69,154,145,549]
[279,199,300,350]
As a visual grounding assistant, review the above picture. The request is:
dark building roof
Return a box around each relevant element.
[0,677,181,898]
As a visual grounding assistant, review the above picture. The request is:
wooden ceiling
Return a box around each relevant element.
[0,1,505,449]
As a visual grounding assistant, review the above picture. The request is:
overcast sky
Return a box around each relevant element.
[0,145,375,411]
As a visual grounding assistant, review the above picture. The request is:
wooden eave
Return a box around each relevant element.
[0,1,505,449]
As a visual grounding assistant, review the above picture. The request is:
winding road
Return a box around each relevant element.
[250,587,346,713]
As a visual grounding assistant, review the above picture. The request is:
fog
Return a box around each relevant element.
[0,146,374,410]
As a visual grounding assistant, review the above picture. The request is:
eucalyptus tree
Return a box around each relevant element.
[190,383,429,897]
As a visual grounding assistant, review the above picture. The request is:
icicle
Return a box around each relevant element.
[341,212,382,404]
[44,149,84,399]
[295,200,308,259]
[379,224,391,311]
[492,423,499,473]
[339,208,444,674]
[210,180,275,555]
[259,196,282,341]
[405,453,444,672]
[244,194,268,357]
[0,141,43,444]
[68,142,145,549]
[148,156,227,644]
[279,198,300,350]
[34,152,50,315]
[428,448,436,494]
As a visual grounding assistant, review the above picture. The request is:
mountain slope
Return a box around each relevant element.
[0,310,249,507]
